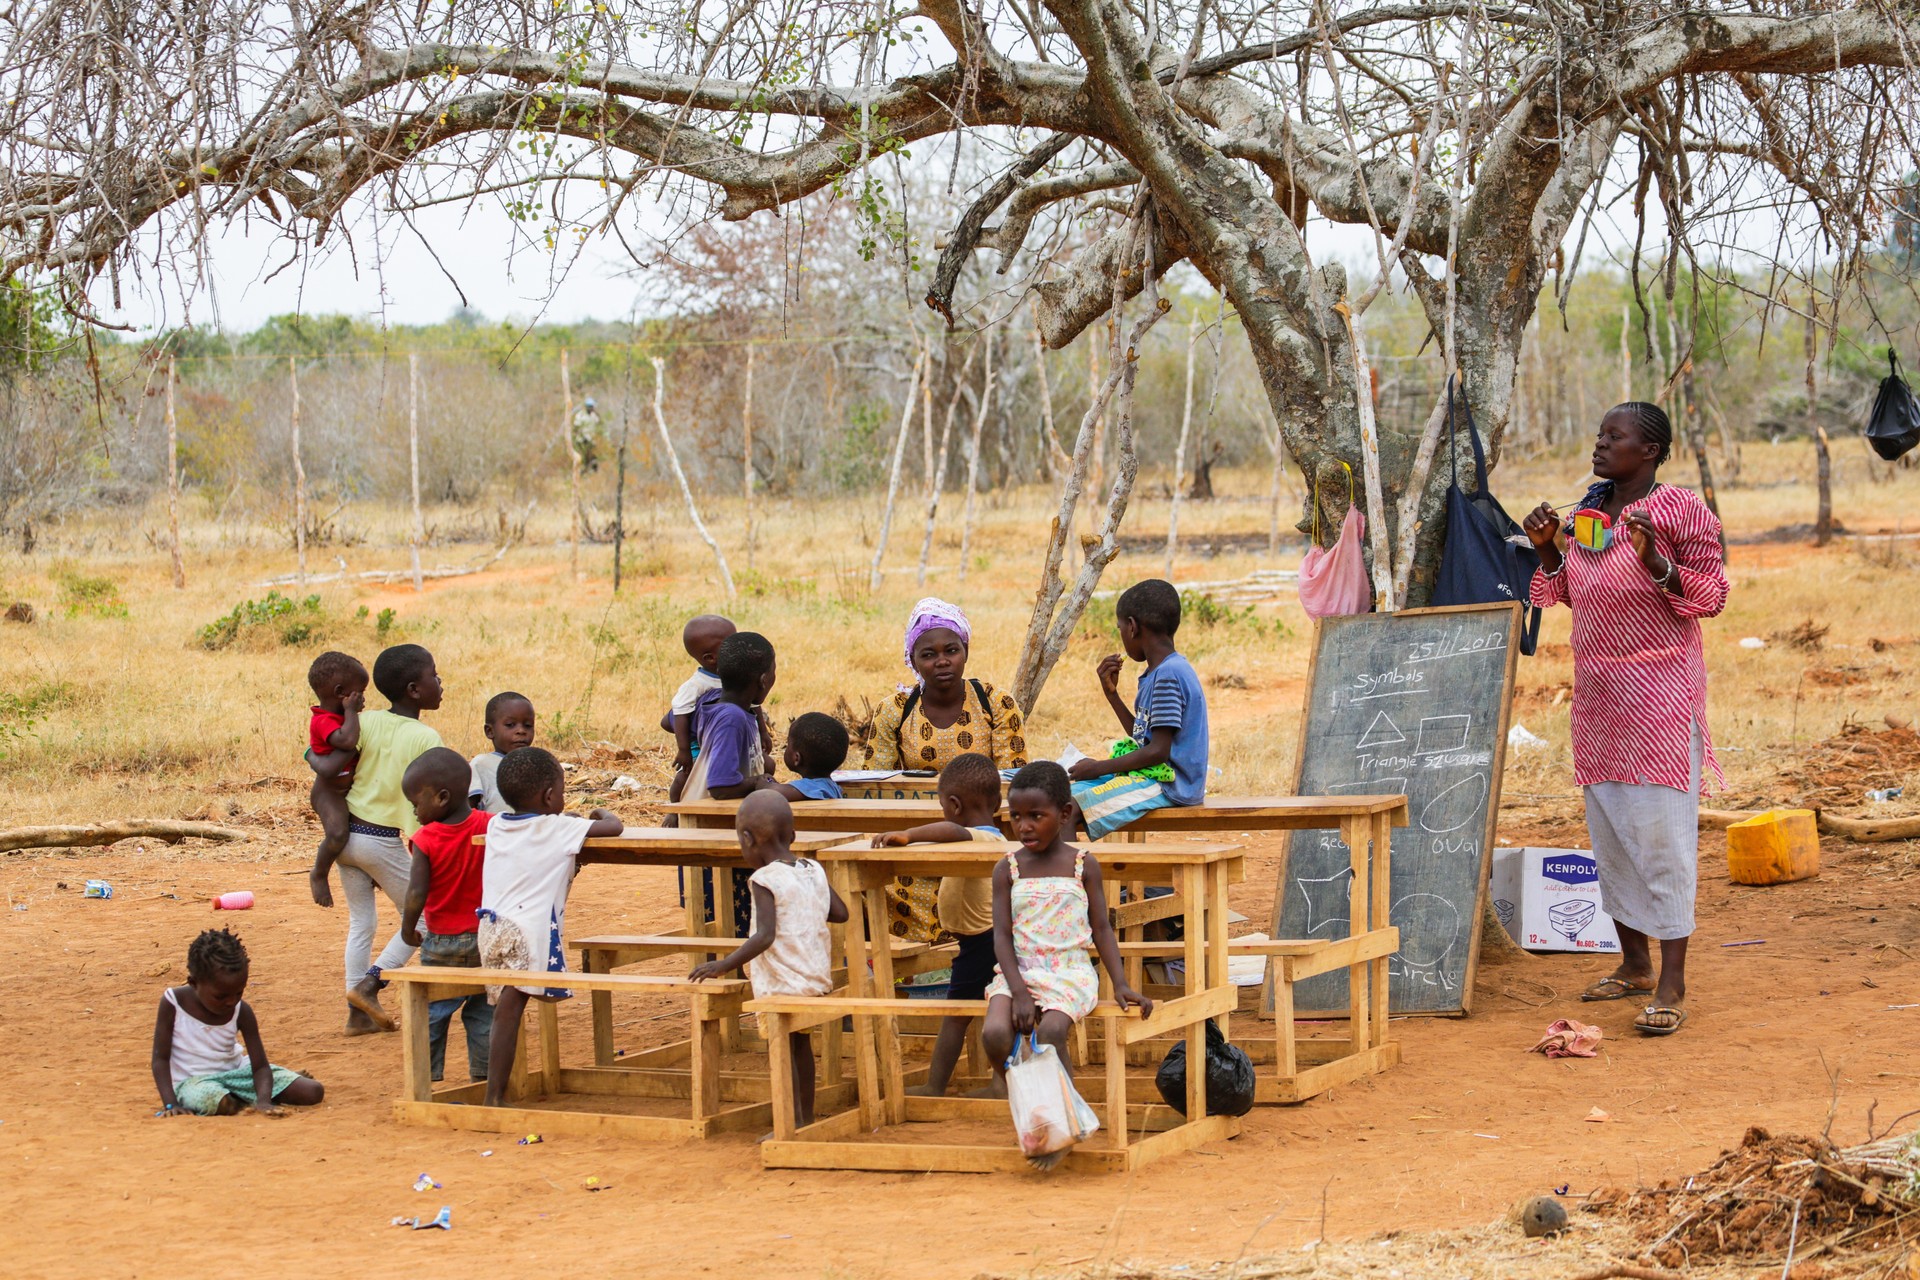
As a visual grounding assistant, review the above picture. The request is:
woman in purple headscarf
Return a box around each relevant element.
[862,597,1029,939]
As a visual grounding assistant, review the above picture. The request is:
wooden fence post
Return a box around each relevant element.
[742,345,755,573]
[165,354,184,589]
[289,356,307,587]
[562,347,580,579]
[407,352,424,593]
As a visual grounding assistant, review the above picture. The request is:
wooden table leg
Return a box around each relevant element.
[537,997,562,1085]
[843,875,883,1129]
[1182,863,1206,1124]
[585,948,614,1067]
[1370,810,1394,1050]
[1105,1012,1127,1151]
[865,883,906,1126]
[691,992,722,1131]
[1209,859,1231,1041]
[1341,816,1372,1054]
[401,980,431,1103]
[765,1011,796,1140]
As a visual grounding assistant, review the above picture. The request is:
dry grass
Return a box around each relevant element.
[0,443,1916,833]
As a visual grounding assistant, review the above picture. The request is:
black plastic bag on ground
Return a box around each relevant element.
[1867,351,1920,462]
[1154,1018,1256,1117]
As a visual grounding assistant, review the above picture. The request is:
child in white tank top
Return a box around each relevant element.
[691,792,848,1127]
[150,928,324,1117]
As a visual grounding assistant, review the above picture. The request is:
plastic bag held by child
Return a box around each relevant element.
[1005,1034,1099,1160]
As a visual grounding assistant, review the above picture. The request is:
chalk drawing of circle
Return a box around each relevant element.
[1418,772,1489,833]
[1391,893,1460,967]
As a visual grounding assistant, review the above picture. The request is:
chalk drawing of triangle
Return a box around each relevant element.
[1356,710,1407,749]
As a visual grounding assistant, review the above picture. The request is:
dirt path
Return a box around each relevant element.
[3,825,1913,1277]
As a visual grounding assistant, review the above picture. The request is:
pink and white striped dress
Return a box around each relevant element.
[1528,484,1729,792]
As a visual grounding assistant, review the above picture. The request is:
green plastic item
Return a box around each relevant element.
[1110,739,1176,785]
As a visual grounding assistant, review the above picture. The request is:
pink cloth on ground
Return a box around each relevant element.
[1528,1018,1603,1058]
[1298,506,1371,619]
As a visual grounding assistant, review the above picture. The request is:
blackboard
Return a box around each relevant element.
[1272,603,1521,1016]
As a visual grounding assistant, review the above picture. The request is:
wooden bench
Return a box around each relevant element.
[382,965,863,1141]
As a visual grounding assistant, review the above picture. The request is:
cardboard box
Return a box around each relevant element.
[1490,847,1622,954]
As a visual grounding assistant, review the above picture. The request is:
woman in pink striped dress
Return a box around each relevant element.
[1523,403,1729,1038]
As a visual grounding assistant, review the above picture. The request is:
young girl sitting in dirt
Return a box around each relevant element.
[981,762,1151,1132]
[150,928,325,1117]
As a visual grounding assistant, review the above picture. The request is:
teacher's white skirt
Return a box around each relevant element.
[1582,722,1703,941]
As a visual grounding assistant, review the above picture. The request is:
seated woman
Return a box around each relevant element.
[861,597,1029,941]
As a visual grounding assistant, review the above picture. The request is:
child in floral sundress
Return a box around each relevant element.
[980,761,1151,1104]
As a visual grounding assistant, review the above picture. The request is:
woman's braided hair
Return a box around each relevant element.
[187,927,249,981]
[1609,401,1673,465]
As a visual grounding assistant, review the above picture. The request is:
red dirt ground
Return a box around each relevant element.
[4,824,1915,1278]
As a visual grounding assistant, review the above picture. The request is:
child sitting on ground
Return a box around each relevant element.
[1065,579,1211,839]
[683,631,779,934]
[982,761,1150,1165]
[478,747,623,1107]
[691,791,848,1128]
[400,747,495,1084]
[150,927,324,1117]
[312,643,444,1034]
[469,691,535,815]
[664,614,735,805]
[304,651,368,874]
[871,752,1004,1097]
[774,712,849,802]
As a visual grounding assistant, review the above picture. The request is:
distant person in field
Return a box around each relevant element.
[691,791,848,1129]
[1067,579,1211,839]
[773,711,849,802]
[478,747,622,1107]
[303,651,367,878]
[401,747,494,1084]
[469,691,535,815]
[310,643,443,1034]
[870,752,1005,1097]
[1525,401,1728,1039]
[859,597,1028,941]
[680,631,780,936]
[150,928,323,1117]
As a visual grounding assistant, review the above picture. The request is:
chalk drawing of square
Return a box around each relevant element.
[1295,869,1355,938]
[1414,714,1471,756]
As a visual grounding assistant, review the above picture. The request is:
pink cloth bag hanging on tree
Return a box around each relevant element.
[1298,462,1372,619]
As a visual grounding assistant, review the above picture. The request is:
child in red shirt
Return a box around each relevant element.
[305,652,368,879]
[400,747,494,1082]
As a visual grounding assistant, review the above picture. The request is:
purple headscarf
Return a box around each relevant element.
[903,597,971,675]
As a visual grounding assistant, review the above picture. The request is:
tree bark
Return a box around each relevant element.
[1808,306,1830,546]
[165,355,183,589]
[869,349,924,592]
[407,351,424,593]
[648,356,734,599]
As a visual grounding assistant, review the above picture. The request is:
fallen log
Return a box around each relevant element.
[1698,808,1920,843]
[0,821,252,854]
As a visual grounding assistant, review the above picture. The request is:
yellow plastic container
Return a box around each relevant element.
[1726,809,1821,885]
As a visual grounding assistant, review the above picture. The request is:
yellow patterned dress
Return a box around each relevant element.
[861,678,1028,940]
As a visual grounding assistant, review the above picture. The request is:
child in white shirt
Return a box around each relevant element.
[691,792,847,1126]
[477,746,623,1106]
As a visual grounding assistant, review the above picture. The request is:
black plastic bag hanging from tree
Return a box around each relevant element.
[1866,351,1920,462]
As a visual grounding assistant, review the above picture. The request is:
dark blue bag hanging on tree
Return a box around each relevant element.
[1430,378,1543,654]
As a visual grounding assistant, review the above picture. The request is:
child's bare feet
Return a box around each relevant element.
[345,976,395,1030]
[905,1082,947,1098]
[344,1005,385,1036]
[214,1092,243,1116]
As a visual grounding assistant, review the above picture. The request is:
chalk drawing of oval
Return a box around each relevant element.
[1391,893,1460,967]
[1418,772,1488,833]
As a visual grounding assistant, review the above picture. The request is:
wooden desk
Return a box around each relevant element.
[837,774,941,801]
[573,827,860,938]
[749,839,1246,1174]
[669,796,960,835]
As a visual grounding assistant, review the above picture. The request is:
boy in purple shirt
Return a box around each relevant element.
[681,631,778,934]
